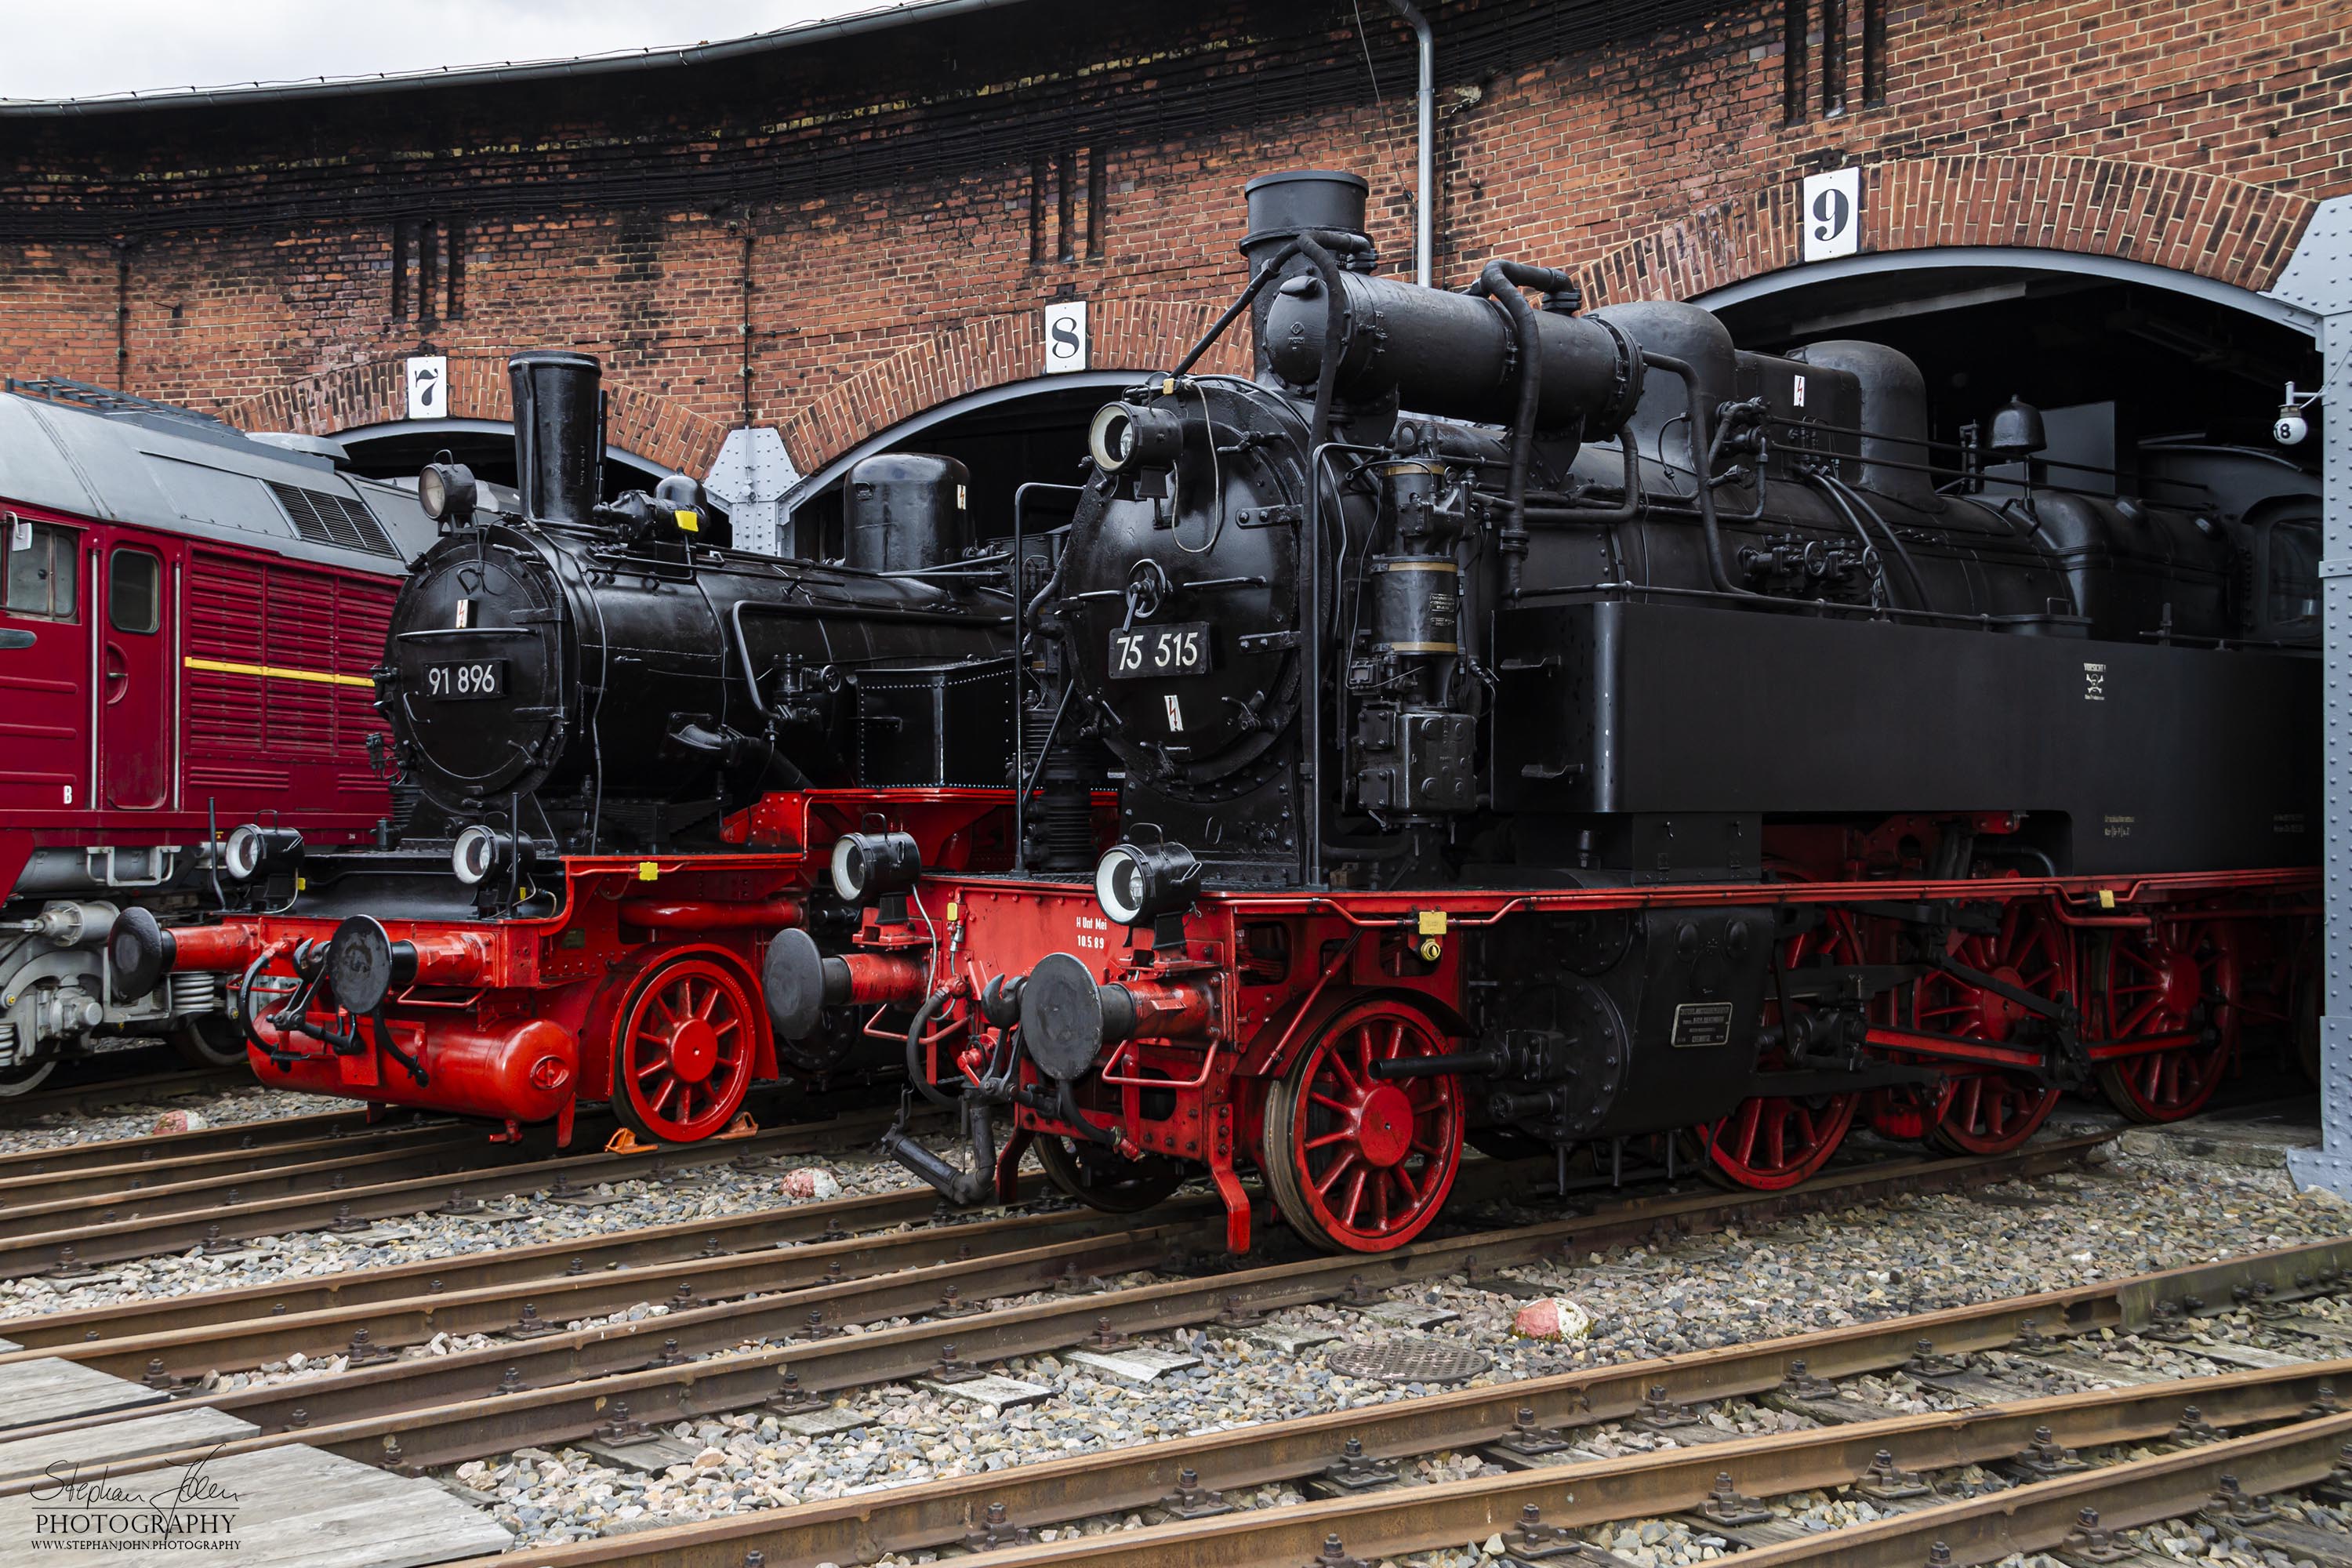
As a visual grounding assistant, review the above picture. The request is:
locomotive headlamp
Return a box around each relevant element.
[418,461,479,525]
[223,825,303,882]
[1087,401,1185,474]
[1094,840,1203,931]
[451,824,529,887]
[829,831,923,904]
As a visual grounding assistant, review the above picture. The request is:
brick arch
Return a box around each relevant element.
[221,356,731,477]
[1570,154,2314,312]
[779,296,1253,474]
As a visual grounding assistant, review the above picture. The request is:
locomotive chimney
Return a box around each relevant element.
[1240,170,1373,383]
[507,350,604,527]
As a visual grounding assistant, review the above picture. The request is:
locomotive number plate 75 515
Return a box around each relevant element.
[423,659,508,699]
[1109,622,1211,679]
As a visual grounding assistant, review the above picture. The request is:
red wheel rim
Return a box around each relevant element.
[616,957,753,1142]
[1283,1002,1463,1250]
[2095,919,2239,1121]
[1910,902,2066,1153]
[1707,912,1861,1190]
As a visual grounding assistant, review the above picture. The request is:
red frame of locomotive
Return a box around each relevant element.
[158,793,2311,1256]
[848,822,2314,1255]
[173,790,1011,1143]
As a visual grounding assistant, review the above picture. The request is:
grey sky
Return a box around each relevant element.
[0,1,878,101]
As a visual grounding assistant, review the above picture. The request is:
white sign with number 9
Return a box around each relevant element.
[1800,167,1861,262]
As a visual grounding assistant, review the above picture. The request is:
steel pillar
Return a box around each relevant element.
[2281,197,2352,1195]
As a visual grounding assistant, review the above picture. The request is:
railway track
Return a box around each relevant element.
[0,1098,902,1273]
[422,1228,2352,1568]
[0,1136,2101,1494]
[0,1058,249,1128]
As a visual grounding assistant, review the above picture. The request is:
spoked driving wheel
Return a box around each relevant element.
[612,956,755,1144]
[1704,911,1863,1191]
[2092,917,2240,1123]
[1033,1133,1188,1213]
[1261,998,1464,1254]
[1909,900,2067,1154]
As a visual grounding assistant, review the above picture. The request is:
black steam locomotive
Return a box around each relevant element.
[808,169,2320,1254]
[383,350,1012,864]
[1056,173,2318,888]
[125,352,1022,1142]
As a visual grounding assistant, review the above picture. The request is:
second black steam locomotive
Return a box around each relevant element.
[782,169,2319,1254]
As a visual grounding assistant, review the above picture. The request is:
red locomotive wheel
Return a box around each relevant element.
[2092,919,2240,1123]
[1909,902,2067,1155]
[1704,913,1863,1191]
[1261,999,1464,1254]
[612,956,755,1144]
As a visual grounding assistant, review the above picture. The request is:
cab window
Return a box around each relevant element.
[5,519,79,622]
[107,549,162,634]
[2263,517,2318,637]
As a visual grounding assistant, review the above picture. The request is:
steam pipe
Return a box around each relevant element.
[906,989,960,1109]
[1822,470,1936,614]
[880,1092,996,1207]
[1384,0,1435,288]
[1472,259,1580,600]
[1520,433,1642,526]
[1009,479,1085,874]
[1641,350,1765,600]
[1170,238,1300,380]
[1293,234,1352,451]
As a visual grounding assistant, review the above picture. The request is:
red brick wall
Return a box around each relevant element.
[0,0,2339,479]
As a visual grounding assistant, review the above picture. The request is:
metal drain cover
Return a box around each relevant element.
[1327,1336,1491,1385]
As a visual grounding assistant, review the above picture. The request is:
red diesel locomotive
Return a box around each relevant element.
[770,171,2321,1254]
[0,378,431,1093]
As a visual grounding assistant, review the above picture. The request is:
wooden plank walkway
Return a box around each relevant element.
[0,1359,165,1431]
[0,1405,256,1486]
[0,1443,510,1566]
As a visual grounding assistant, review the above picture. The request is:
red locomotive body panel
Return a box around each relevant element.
[165,790,1011,1139]
[0,496,398,860]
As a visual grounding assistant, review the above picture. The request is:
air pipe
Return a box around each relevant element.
[1383,0,1435,287]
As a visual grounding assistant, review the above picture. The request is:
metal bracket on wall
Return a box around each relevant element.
[2274,196,2352,1196]
[705,426,801,559]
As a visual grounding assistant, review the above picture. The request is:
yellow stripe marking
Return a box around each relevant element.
[183,656,375,689]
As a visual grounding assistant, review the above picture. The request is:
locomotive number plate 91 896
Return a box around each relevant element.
[1109,622,1210,679]
[423,659,508,700]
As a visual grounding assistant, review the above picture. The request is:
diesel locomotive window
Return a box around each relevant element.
[4,521,79,622]
[107,549,162,634]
